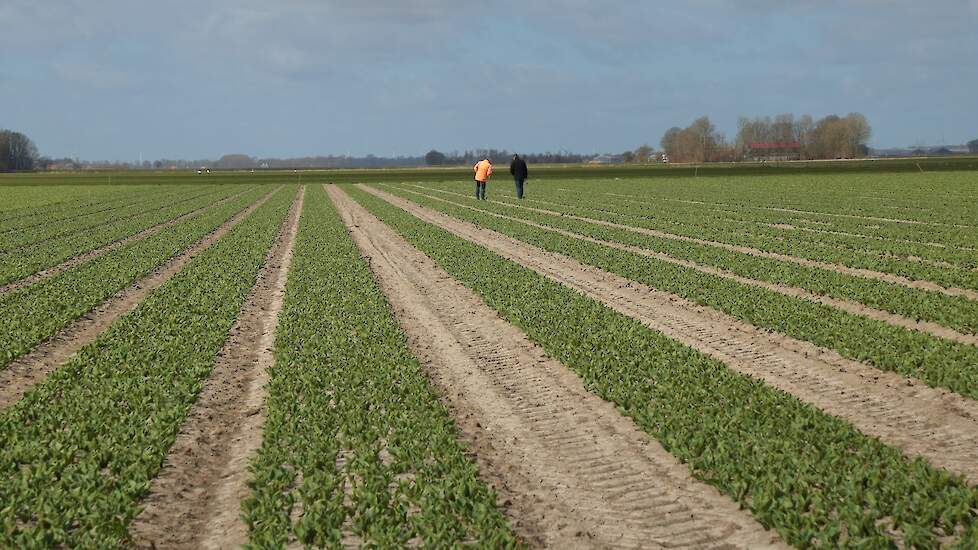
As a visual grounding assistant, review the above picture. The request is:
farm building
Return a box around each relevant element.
[747,141,801,161]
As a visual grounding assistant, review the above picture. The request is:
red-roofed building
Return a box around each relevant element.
[747,141,801,161]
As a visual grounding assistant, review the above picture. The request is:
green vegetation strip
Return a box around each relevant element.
[0,186,268,370]
[392,184,978,336]
[0,185,166,232]
[0,184,245,286]
[560,189,978,279]
[0,184,187,250]
[530,180,978,250]
[378,184,978,401]
[478,182,978,288]
[242,186,519,548]
[0,186,294,547]
[347,185,978,548]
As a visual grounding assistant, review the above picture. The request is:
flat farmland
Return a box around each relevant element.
[2,169,978,548]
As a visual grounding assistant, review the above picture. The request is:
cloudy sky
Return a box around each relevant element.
[2,1,976,160]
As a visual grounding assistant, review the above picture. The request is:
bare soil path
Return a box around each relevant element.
[0,186,255,296]
[330,185,783,549]
[398,186,978,345]
[410,184,978,301]
[126,187,303,549]
[0,186,282,410]
[362,184,978,486]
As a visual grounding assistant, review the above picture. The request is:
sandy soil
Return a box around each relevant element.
[330,185,783,549]
[362,184,978,486]
[0,186,256,296]
[126,186,303,549]
[409,183,978,301]
[0,186,282,410]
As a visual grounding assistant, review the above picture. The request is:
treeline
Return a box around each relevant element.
[658,113,872,163]
[424,149,592,166]
[0,129,39,171]
[212,154,428,169]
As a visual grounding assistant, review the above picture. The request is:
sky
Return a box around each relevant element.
[2,1,977,160]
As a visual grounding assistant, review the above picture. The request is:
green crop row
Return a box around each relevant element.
[0,186,270,370]
[547,171,978,227]
[550,187,978,271]
[436,181,978,286]
[0,184,134,217]
[0,184,246,286]
[0,185,168,232]
[1,184,232,253]
[0,186,295,547]
[0,186,194,251]
[0,186,222,251]
[373,184,978,401]
[388,184,978,336]
[242,185,520,548]
[556,181,978,250]
[346,184,978,548]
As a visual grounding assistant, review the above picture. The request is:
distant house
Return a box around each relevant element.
[587,154,625,164]
[747,141,801,161]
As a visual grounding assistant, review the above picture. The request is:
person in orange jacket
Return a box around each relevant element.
[473,157,493,200]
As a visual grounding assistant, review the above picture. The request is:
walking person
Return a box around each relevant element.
[510,154,528,199]
[474,157,493,200]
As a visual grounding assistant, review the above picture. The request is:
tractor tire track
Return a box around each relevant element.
[408,183,978,301]
[396,186,978,345]
[331,185,783,549]
[0,186,256,296]
[128,186,302,550]
[362,184,978,486]
[0,186,283,410]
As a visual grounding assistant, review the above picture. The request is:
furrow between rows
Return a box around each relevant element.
[330,185,782,549]
[362,184,978,486]
[410,183,978,302]
[128,186,303,549]
[0,185,255,296]
[0,186,282,410]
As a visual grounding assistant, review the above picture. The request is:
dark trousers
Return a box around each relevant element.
[475,180,487,200]
[514,178,525,199]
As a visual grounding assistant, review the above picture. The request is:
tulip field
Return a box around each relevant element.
[1,167,977,548]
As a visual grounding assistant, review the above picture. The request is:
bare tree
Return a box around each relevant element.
[795,115,815,159]
[843,112,871,158]
[0,129,39,171]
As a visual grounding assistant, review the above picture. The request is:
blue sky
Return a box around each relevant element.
[2,1,976,160]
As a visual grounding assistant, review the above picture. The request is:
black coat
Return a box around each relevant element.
[510,157,528,179]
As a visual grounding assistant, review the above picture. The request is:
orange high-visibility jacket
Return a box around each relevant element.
[474,159,493,183]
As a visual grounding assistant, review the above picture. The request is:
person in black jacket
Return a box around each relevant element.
[509,154,528,199]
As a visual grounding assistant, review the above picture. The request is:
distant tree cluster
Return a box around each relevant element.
[968,139,978,154]
[736,113,871,160]
[0,129,39,171]
[657,113,872,163]
[619,144,657,163]
[424,149,593,166]
[660,117,731,163]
